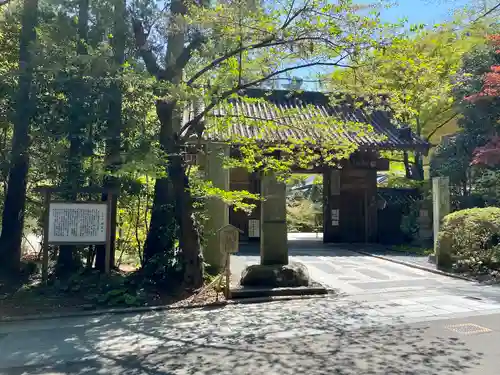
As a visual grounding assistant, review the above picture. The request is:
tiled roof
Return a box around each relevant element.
[191,89,429,151]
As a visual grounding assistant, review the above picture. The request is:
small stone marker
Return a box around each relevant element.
[217,224,241,299]
[218,224,241,254]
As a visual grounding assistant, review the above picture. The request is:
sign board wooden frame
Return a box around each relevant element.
[35,186,118,283]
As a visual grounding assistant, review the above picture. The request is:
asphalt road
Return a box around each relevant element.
[2,240,500,375]
[1,293,500,375]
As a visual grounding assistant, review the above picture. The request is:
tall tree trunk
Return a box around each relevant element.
[0,0,39,273]
[95,0,126,272]
[143,103,177,263]
[152,102,203,288]
[169,146,203,289]
[57,0,89,275]
[143,0,203,288]
[143,0,184,263]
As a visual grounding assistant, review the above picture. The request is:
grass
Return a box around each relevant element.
[0,266,225,320]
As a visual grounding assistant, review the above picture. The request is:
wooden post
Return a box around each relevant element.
[364,189,369,243]
[42,190,50,284]
[225,252,231,299]
[105,193,113,274]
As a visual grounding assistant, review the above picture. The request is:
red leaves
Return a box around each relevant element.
[466,35,500,166]
[471,136,500,167]
[465,35,500,102]
[486,34,500,45]
[482,65,500,96]
[466,66,500,101]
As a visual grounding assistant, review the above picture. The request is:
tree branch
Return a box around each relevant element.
[131,18,162,78]
[473,1,500,23]
[281,1,309,29]
[187,36,342,86]
[186,0,314,86]
[163,33,206,80]
[282,0,297,29]
[132,13,205,82]
[181,55,354,137]
[426,112,459,140]
[187,37,277,86]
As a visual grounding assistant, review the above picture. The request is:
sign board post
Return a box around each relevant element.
[432,177,451,259]
[104,193,113,275]
[217,224,241,299]
[36,186,117,284]
[41,190,50,284]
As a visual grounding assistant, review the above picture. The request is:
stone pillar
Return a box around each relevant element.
[204,142,230,270]
[432,176,450,253]
[260,172,288,265]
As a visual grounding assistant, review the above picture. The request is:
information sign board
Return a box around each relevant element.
[48,203,108,244]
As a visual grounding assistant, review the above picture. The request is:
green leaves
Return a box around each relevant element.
[329,22,482,139]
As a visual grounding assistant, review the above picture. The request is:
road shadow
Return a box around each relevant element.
[0,297,485,375]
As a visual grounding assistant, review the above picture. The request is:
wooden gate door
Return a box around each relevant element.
[340,189,366,242]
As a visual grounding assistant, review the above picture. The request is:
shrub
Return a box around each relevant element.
[380,174,426,189]
[437,207,500,274]
[287,199,322,233]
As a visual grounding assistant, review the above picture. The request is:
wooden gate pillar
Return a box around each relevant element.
[323,168,341,243]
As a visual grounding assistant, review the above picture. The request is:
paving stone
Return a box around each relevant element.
[463,302,500,311]
[429,308,455,316]
[376,264,428,278]
[437,305,475,314]
[412,296,449,303]
[382,286,429,293]
[400,310,438,319]
[390,299,423,306]
[355,268,391,280]
[350,278,438,290]
[337,276,362,281]
[308,262,344,275]
[231,242,500,329]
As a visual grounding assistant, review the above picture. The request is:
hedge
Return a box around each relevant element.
[436,207,500,274]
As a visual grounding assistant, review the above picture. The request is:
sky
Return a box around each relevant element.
[367,0,471,25]
[294,0,478,90]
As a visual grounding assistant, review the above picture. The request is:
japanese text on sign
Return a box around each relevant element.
[48,203,108,243]
[248,219,260,238]
[218,225,240,254]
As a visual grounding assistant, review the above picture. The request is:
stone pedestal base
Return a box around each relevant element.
[240,262,310,288]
